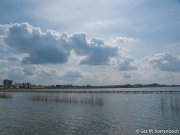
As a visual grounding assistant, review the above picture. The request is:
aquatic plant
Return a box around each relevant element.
[0,92,12,99]
[160,96,180,111]
[31,95,103,105]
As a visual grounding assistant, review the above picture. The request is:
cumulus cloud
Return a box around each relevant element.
[118,56,137,71]
[2,23,119,66]
[147,53,180,72]
[69,34,118,65]
[0,24,10,36]
[108,36,138,47]
[0,22,137,72]
[5,23,70,64]
[115,48,137,71]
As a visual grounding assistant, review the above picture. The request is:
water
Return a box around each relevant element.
[0,87,180,135]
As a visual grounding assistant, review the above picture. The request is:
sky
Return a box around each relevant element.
[0,0,180,85]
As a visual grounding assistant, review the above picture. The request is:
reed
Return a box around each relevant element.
[31,95,103,105]
[0,92,12,99]
[161,97,165,110]
[160,96,180,111]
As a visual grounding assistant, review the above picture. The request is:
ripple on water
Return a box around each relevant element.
[0,91,180,135]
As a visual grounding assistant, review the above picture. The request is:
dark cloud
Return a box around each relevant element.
[147,53,180,72]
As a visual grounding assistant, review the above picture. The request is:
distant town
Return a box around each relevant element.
[0,79,180,90]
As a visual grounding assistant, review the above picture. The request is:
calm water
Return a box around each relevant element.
[0,87,180,135]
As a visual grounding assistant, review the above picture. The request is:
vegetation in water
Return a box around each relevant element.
[160,96,180,111]
[0,92,12,99]
[31,95,103,105]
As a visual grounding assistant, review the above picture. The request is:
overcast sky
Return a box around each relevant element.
[0,0,180,85]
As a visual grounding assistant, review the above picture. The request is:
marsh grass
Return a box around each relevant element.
[31,95,103,105]
[0,92,12,99]
[160,96,180,111]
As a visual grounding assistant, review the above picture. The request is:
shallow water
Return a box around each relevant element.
[0,87,180,135]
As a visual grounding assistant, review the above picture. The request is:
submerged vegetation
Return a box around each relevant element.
[0,92,12,99]
[160,96,180,111]
[31,95,103,105]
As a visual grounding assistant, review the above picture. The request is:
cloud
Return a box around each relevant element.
[86,20,108,30]
[118,56,137,71]
[0,22,137,72]
[115,48,137,71]
[0,24,10,36]
[0,59,8,65]
[2,23,119,66]
[8,57,19,62]
[147,53,180,72]
[5,23,70,64]
[108,37,138,47]
[62,71,82,81]
[0,62,82,84]
[0,64,60,84]
[123,73,132,78]
[69,34,118,65]
[7,66,26,81]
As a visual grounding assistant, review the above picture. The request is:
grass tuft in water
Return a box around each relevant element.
[160,96,180,112]
[31,95,103,105]
[0,92,12,99]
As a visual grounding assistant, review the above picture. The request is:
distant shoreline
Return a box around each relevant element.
[0,86,180,94]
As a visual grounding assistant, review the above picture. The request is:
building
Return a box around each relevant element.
[14,83,23,88]
[3,79,13,88]
[0,85,4,89]
[22,83,31,88]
